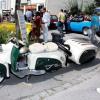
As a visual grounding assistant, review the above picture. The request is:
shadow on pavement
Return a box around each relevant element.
[1,57,100,86]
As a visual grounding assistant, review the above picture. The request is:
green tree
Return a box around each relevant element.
[84,0,100,15]
[94,0,100,7]
[84,3,96,15]
[64,0,81,15]
[0,30,15,43]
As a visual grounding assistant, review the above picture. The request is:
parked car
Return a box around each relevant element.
[67,17,91,35]
[49,15,58,30]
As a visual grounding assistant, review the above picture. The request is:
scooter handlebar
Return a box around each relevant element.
[57,42,72,57]
[8,37,25,48]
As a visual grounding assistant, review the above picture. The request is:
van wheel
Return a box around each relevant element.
[96,32,100,37]
[82,27,89,36]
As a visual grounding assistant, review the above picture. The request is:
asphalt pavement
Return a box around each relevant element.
[0,31,100,100]
[45,70,100,100]
[44,31,100,100]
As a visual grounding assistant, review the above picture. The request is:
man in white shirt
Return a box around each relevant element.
[42,8,50,43]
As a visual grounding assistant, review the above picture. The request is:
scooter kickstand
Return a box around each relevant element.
[26,75,30,83]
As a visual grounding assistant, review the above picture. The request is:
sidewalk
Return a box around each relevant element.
[45,72,100,100]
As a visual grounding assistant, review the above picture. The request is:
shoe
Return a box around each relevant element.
[96,88,100,93]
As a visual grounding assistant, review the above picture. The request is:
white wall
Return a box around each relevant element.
[46,0,94,15]
[31,0,45,4]
[21,0,27,4]
[0,0,12,15]
[46,0,68,15]
[31,0,46,11]
[11,0,16,14]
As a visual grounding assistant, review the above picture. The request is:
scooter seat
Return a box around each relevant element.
[45,42,58,52]
[29,43,46,53]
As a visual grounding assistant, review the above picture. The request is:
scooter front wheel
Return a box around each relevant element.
[0,64,6,83]
[0,76,4,83]
[0,67,5,83]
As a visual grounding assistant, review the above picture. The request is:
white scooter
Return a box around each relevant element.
[64,38,97,64]
[0,38,71,83]
[52,33,98,65]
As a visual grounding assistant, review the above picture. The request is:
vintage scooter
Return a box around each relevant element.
[0,38,71,83]
[52,32,98,65]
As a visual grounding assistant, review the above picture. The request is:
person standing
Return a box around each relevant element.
[57,9,65,33]
[25,9,32,22]
[29,11,41,42]
[64,10,68,34]
[33,11,41,42]
[0,15,2,23]
[41,7,50,43]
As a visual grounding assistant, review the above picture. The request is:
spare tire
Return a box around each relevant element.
[96,32,100,37]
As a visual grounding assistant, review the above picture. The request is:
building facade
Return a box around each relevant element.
[46,0,94,15]
[30,0,45,11]
[0,0,16,15]
[0,0,95,15]
[0,0,29,15]
[0,0,11,10]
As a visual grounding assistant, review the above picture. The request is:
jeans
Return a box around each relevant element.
[57,21,63,33]
[88,29,96,43]
[42,23,49,43]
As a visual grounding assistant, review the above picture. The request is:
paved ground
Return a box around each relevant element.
[45,71,100,100]
[0,31,100,100]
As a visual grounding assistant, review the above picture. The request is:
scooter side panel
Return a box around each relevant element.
[28,50,66,70]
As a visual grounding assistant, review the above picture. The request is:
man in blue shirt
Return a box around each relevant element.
[25,10,32,22]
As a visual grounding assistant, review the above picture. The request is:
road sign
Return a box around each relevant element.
[17,10,27,43]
